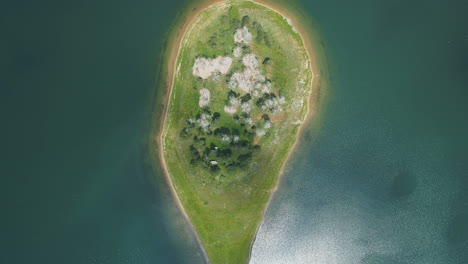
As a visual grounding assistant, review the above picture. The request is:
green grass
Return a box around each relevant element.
[162,1,312,263]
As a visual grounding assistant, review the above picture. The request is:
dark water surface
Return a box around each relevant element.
[2,0,467,263]
[2,0,204,263]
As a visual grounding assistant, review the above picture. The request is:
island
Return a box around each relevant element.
[159,0,319,263]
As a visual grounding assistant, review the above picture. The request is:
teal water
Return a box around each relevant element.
[2,0,467,263]
[1,0,204,263]
[251,0,468,263]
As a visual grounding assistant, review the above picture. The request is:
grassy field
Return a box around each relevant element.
[162,1,313,263]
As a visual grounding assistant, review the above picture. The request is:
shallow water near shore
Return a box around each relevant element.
[2,0,468,263]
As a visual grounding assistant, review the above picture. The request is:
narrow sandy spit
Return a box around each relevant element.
[154,1,327,263]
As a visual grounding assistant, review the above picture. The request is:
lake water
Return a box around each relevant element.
[251,0,468,263]
[2,0,204,263]
[2,0,467,263]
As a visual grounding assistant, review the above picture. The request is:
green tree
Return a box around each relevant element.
[212,112,221,121]
[242,15,250,25]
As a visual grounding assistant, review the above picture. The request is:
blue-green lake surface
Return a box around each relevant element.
[2,0,467,263]
[252,0,468,263]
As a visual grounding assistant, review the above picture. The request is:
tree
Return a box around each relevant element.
[202,107,211,115]
[238,152,252,164]
[228,89,240,98]
[263,92,276,100]
[256,98,265,107]
[231,19,241,29]
[251,144,261,151]
[264,35,272,47]
[256,30,264,44]
[237,140,249,147]
[212,112,221,121]
[242,15,250,25]
[217,148,232,158]
[208,33,218,48]
[189,144,200,158]
[241,93,251,103]
[210,165,220,172]
[203,147,211,157]
[214,126,230,135]
[253,22,265,44]
[182,127,195,138]
[210,142,217,150]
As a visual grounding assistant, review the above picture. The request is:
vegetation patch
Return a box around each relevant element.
[162,1,313,263]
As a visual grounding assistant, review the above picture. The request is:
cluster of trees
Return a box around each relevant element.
[255,92,277,107]
[180,91,275,174]
[239,14,273,48]
[188,133,260,173]
[228,89,240,98]
[182,105,262,173]
[200,7,245,58]
[197,8,274,59]
[185,8,278,174]
[252,21,272,47]
[180,107,221,138]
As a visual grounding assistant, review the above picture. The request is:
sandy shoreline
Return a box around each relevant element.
[155,1,326,263]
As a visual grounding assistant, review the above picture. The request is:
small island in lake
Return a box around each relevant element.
[159,0,319,263]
